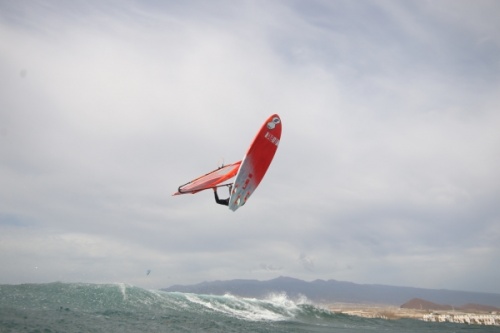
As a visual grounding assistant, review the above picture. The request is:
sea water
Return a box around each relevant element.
[0,283,496,333]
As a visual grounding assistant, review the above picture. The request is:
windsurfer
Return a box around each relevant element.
[213,187,230,206]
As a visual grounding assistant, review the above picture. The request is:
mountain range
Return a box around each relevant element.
[163,276,500,308]
[401,298,500,312]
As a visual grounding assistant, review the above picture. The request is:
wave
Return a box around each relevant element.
[181,291,336,322]
[2,283,475,332]
[0,282,335,323]
[0,282,482,333]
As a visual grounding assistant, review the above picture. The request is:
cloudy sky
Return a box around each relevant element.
[1,0,499,294]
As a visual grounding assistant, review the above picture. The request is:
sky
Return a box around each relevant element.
[1,0,499,294]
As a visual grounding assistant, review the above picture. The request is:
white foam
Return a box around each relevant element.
[116,283,127,301]
[182,293,303,322]
[264,292,299,308]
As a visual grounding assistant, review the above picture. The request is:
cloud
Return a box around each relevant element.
[259,263,283,272]
[1,0,499,293]
[299,253,315,272]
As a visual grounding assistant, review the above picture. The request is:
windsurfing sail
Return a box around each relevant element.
[173,161,242,195]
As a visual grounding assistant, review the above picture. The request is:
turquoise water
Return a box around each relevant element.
[0,283,494,332]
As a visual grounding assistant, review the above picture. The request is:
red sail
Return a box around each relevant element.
[173,161,241,195]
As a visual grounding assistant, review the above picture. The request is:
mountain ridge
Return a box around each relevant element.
[163,276,500,307]
[401,297,500,313]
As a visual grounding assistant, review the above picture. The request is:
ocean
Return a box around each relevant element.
[0,283,497,333]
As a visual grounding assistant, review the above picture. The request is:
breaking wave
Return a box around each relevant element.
[0,282,471,332]
[0,283,332,322]
[181,291,334,322]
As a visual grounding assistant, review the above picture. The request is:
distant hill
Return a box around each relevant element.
[460,303,500,313]
[401,298,453,311]
[401,298,500,313]
[163,276,500,307]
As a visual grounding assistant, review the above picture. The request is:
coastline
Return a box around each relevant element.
[327,303,500,326]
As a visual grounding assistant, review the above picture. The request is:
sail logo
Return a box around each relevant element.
[267,116,281,129]
[265,132,280,146]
